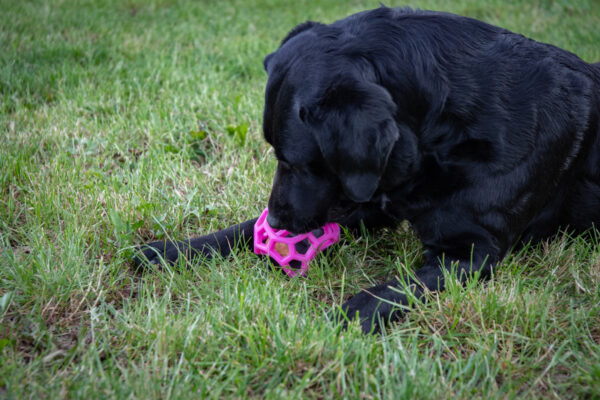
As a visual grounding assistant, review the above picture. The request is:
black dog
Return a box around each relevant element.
[134,7,600,333]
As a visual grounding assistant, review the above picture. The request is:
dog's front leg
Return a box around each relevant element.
[340,232,500,334]
[132,218,257,268]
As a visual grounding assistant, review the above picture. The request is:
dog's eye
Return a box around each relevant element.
[278,159,305,174]
[298,106,307,122]
[278,159,291,169]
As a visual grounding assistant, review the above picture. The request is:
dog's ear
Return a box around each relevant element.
[263,53,275,72]
[264,21,323,72]
[310,79,399,203]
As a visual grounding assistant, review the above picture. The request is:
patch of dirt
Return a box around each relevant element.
[2,276,141,364]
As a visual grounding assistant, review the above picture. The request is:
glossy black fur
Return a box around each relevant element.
[135,7,600,334]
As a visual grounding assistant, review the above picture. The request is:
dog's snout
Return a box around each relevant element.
[266,212,283,229]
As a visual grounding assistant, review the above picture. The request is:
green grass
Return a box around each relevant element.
[1,0,600,398]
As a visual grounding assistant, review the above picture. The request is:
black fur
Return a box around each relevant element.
[135,7,600,334]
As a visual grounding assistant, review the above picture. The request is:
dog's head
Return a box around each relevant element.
[262,22,402,233]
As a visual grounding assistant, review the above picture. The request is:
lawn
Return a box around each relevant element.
[1,0,600,398]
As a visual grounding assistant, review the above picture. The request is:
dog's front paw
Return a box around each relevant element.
[132,240,188,268]
[339,279,413,334]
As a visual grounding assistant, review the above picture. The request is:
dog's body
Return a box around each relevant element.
[136,7,600,333]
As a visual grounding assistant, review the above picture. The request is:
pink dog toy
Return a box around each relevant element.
[253,208,340,277]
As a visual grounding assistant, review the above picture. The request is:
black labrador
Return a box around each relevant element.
[134,7,600,334]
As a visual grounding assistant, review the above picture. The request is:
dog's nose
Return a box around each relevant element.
[267,212,283,229]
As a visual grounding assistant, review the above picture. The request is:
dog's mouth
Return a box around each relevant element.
[284,219,327,235]
[266,211,324,234]
[275,211,346,234]
[269,195,359,234]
